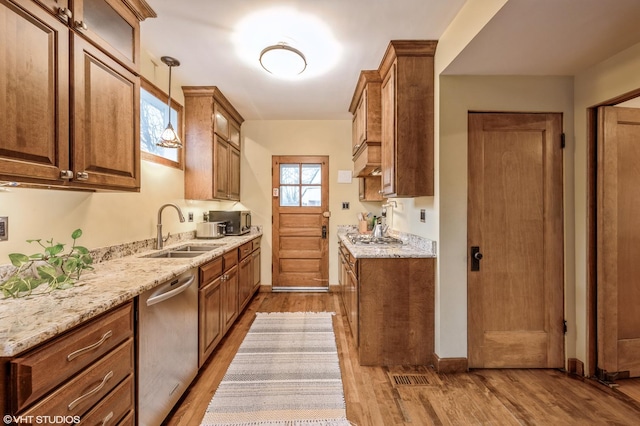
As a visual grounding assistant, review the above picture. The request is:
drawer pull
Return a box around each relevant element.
[68,370,113,411]
[101,411,114,426]
[67,330,113,361]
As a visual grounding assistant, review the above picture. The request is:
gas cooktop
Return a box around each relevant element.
[346,233,403,246]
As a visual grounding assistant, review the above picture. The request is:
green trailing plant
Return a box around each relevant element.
[0,229,94,298]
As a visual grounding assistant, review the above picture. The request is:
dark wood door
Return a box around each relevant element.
[272,156,329,290]
[468,112,564,368]
[597,106,640,379]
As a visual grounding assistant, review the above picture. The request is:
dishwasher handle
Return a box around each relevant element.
[146,273,196,306]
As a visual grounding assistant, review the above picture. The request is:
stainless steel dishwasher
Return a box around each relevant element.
[138,268,198,426]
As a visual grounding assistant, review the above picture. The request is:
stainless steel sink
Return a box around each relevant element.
[142,251,205,259]
[172,244,224,252]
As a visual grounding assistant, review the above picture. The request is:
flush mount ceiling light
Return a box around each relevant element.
[234,8,341,81]
[259,42,307,77]
[157,56,182,149]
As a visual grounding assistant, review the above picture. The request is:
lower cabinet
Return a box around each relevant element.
[7,302,135,424]
[198,257,224,367]
[238,237,262,312]
[339,241,435,366]
[221,250,239,333]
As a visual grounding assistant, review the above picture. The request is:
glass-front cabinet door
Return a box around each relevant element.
[71,0,140,71]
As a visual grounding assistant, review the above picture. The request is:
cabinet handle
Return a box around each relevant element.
[67,330,113,361]
[76,171,89,180]
[60,170,73,180]
[57,7,72,22]
[101,412,114,426]
[67,370,113,411]
[75,21,88,31]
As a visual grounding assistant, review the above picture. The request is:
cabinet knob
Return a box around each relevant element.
[76,171,89,181]
[60,170,73,180]
[57,7,72,22]
[75,21,88,31]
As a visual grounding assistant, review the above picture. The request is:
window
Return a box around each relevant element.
[279,163,322,206]
[140,77,183,168]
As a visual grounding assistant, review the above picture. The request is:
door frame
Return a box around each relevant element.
[587,87,640,378]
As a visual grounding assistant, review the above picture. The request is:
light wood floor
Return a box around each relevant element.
[165,292,640,425]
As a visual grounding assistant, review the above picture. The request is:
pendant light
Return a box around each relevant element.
[157,56,182,148]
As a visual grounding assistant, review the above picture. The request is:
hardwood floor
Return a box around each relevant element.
[165,292,640,425]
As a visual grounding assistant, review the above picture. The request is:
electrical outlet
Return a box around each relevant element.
[0,216,7,241]
[188,212,194,222]
[420,209,426,223]
[342,202,350,210]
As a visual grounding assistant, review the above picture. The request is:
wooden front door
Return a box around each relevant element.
[272,156,329,291]
[597,106,640,379]
[468,112,564,368]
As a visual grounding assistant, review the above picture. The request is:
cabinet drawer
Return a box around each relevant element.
[77,374,134,426]
[11,302,133,411]
[223,249,238,271]
[19,339,134,420]
[200,256,223,287]
[238,241,252,260]
[252,237,262,251]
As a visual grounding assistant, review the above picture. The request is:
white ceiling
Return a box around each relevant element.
[140,0,640,121]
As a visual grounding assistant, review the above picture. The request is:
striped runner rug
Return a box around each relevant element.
[201,312,351,426]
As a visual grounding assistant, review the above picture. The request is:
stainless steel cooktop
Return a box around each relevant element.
[346,233,403,246]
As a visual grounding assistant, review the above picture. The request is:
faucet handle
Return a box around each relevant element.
[163,232,171,243]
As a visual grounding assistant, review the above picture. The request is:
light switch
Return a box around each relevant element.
[0,217,7,241]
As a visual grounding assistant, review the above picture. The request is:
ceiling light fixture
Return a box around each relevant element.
[157,56,182,148]
[259,42,307,77]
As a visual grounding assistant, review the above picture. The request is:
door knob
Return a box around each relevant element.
[471,246,482,271]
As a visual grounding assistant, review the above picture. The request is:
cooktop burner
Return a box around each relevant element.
[346,234,403,246]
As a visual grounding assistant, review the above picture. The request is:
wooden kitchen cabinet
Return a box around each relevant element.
[0,0,154,190]
[198,256,224,367]
[238,237,261,312]
[379,40,437,197]
[222,250,239,332]
[349,70,382,177]
[7,302,134,421]
[183,86,244,201]
[359,176,383,201]
[251,238,262,292]
[339,241,434,366]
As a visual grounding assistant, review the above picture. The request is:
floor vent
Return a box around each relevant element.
[389,374,431,386]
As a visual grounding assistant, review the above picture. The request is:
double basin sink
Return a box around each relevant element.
[141,244,224,259]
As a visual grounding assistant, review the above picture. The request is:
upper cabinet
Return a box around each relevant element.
[379,40,437,198]
[0,0,155,191]
[349,70,382,177]
[183,86,244,201]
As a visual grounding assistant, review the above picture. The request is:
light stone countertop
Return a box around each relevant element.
[337,226,437,258]
[0,230,262,357]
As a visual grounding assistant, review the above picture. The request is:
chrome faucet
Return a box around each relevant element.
[156,203,186,249]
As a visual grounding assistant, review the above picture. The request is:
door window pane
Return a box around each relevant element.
[301,186,321,206]
[301,164,321,184]
[280,164,300,184]
[280,186,299,206]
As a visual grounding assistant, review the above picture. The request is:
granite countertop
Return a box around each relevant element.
[0,230,262,357]
[337,226,437,259]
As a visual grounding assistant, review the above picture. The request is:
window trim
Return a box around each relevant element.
[140,77,184,169]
